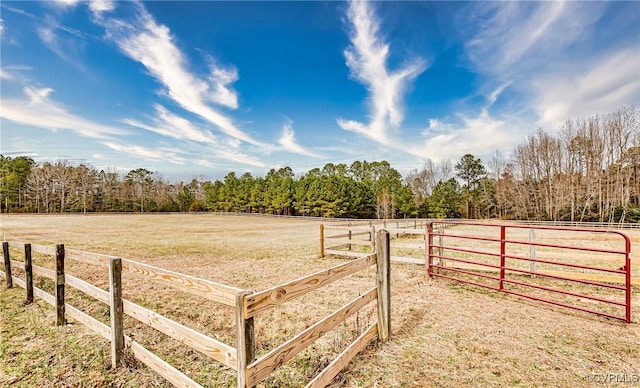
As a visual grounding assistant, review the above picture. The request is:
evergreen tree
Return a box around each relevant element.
[428,179,462,218]
[455,154,487,218]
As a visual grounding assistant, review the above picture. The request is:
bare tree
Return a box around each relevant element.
[75,164,97,214]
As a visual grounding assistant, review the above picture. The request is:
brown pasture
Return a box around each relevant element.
[1,214,639,387]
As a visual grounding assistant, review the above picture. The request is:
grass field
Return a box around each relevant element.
[1,214,639,387]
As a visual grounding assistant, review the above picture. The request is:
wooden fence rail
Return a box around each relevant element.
[2,235,390,388]
[321,223,428,265]
[237,230,391,388]
[0,241,233,387]
[244,253,377,317]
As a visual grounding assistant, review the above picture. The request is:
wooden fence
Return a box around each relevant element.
[1,232,391,388]
[237,230,390,387]
[1,241,239,387]
[320,222,429,265]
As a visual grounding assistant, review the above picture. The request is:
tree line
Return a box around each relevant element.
[407,106,640,222]
[0,158,416,219]
[1,106,638,221]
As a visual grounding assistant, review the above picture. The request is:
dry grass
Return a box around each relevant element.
[1,214,639,387]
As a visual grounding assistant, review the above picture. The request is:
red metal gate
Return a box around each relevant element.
[427,221,633,323]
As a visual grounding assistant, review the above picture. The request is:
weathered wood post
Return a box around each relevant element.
[319,224,325,258]
[370,225,375,253]
[24,244,33,304]
[347,230,352,251]
[108,258,124,368]
[375,230,391,341]
[55,244,66,325]
[3,242,12,288]
[236,291,255,388]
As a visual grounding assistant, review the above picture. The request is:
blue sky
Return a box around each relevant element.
[1,1,639,181]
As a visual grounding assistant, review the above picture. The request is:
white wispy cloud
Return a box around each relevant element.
[36,26,75,63]
[51,0,80,8]
[207,59,239,109]
[123,104,265,167]
[1,86,129,139]
[103,142,188,164]
[30,3,99,74]
[0,14,18,46]
[338,0,427,143]
[278,120,321,157]
[88,0,115,17]
[2,76,265,169]
[464,1,587,78]
[487,83,511,106]
[417,79,531,162]
[0,69,12,80]
[338,0,475,161]
[188,138,266,168]
[3,3,93,41]
[534,48,640,129]
[414,1,640,163]
[123,104,218,144]
[194,159,215,168]
[212,149,265,168]
[96,3,263,147]
[413,109,519,162]
[459,1,636,130]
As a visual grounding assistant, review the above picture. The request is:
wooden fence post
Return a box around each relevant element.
[347,230,352,251]
[3,242,12,288]
[375,230,391,341]
[55,244,66,326]
[24,244,33,304]
[370,225,375,253]
[236,291,255,388]
[109,258,124,368]
[319,224,325,258]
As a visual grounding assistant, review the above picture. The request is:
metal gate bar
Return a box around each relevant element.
[427,221,633,323]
